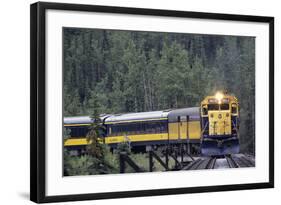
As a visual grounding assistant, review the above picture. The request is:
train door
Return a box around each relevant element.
[178,116,189,140]
[168,119,178,141]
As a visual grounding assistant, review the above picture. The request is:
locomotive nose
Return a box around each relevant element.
[208,111,231,135]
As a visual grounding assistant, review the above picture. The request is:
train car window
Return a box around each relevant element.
[163,122,168,132]
[120,124,127,134]
[130,123,138,134]
[126,123,132,134]
[208,104,219,110]
[111,124,120,135]
[138,123,143,134]
[220,104,229,110]
[69,126,90,138]
[109,120,168,136]
[98,127,106,137]
[145,122,153,133]
[132,123,138,134]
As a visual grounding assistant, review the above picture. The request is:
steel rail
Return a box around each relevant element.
[182,158,203,170]
[225,155,239,168]
[205,157,217,169]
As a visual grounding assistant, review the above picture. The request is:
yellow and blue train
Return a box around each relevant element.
[64,92,240,156]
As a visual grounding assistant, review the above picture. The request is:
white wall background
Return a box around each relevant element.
[0,0,278,204]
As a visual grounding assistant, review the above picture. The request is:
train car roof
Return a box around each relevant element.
[64,107,200,125]
[64,115,109,125]
[104,110,170,124]
[168,107,200,122]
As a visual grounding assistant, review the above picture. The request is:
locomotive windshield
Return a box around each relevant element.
[220,104,229,110]
[207,103,229,111]
[208,104,219,110]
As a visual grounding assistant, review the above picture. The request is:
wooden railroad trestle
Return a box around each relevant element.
[119,146,194,173]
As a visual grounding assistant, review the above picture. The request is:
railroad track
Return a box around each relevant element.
[225,155,239,168]
[182,158,204,170]
[233,155,255,167]
[205,157,217,169]
[182,157,216,170]
[181,154,254,170]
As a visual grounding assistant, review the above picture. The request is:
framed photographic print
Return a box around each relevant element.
[30,2,274,203]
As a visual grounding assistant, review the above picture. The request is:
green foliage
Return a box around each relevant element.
[64,149,119,176]
[124,153,147,173]
[86,94,105,158]
[64,152,94,176]
[63,94,118,175]
[116,142,131,154]
[63,28,255,154]
[64,149,180,175]
[63,127,71,140]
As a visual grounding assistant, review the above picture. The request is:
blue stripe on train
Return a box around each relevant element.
[201,134,239,156]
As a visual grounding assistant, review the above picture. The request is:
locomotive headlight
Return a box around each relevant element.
[215,92,224,104]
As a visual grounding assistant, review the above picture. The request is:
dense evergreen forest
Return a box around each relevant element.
[63,28,255,153]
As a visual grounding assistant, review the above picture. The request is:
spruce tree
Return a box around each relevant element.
[86,94,114,174]
[86,94,104,158]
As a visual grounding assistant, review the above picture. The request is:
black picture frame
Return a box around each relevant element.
[30,2,274,203]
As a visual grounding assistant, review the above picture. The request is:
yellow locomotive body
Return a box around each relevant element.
[200,92,239,155]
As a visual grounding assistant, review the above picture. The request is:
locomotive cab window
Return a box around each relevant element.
[202,104,208,115]
[231,103,238,114]
[208,104,219,110]
[220,104,229,110]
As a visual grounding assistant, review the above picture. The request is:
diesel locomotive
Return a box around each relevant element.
[200,92,240,155]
